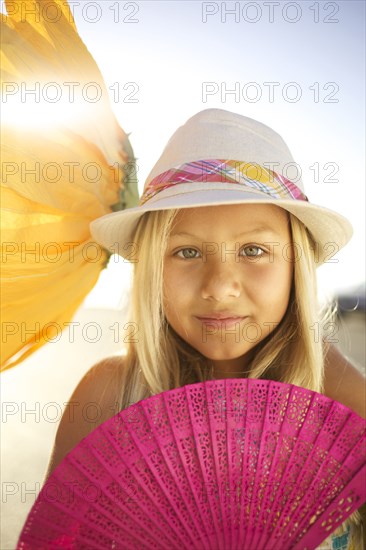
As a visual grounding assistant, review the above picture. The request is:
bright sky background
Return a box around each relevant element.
[2,0,365,308]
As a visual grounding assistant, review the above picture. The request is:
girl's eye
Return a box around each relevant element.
[241,245,265,257]
[175,245,265,259]
[176,248,200,259]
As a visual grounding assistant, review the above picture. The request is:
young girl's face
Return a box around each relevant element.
[163,203,294,378]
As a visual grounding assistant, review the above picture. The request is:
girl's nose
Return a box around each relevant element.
[200,261,242,301]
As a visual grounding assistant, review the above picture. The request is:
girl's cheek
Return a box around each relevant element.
[247,264,277,285]
[246,262,292,296]
[165,267,185,291]
[163,265,191,302]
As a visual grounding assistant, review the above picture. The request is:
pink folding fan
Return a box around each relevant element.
[17,378,366,549]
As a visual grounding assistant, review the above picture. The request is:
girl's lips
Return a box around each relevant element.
[196,316,247,328]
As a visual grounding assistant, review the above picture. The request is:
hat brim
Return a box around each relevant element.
[90,186,353,266]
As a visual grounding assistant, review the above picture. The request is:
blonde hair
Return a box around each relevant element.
[115,206,361,541]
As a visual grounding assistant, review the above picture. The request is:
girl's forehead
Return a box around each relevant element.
[168,204,292,242]
[171,203,290,228]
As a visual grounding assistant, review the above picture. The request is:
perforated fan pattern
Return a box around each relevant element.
[17,379,366,550]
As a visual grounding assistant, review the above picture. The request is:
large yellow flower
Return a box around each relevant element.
[0,0,138,371]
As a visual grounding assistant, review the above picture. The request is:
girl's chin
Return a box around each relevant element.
[193,346,255,363]
[170,326,263,362]
[190,340,260,365]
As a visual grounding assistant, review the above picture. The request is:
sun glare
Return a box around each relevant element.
[1,90,95,130]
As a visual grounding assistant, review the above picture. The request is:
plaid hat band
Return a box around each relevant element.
[139,159,308,206]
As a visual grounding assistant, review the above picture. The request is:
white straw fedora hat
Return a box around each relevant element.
[90,108,352,265]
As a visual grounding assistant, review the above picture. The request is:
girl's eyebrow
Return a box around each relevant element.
[170,227,281,239]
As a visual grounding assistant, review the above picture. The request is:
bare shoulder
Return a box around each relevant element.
[81,354,126,390]
[65,354,127,417]
[43,355,127,482]
[323,344,366,419]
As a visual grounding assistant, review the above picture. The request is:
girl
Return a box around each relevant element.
[45,109,365,548]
